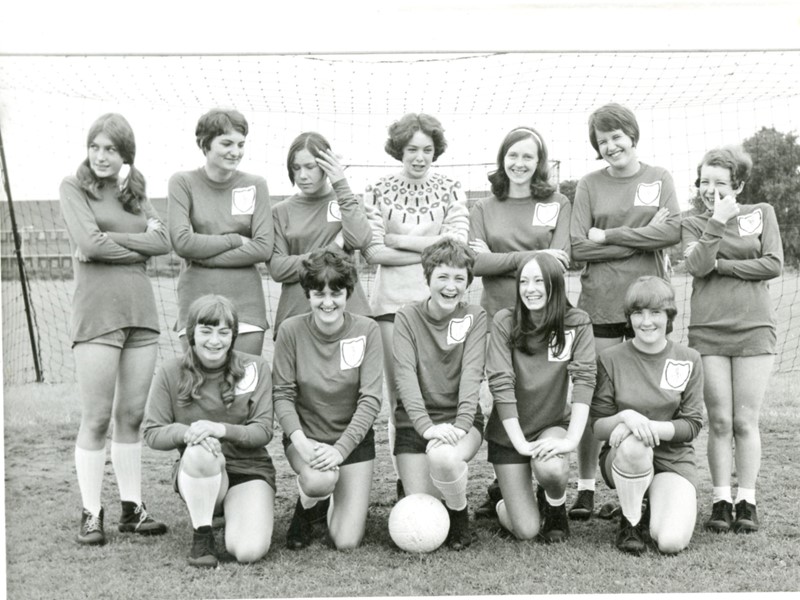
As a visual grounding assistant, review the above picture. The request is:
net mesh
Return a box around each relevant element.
[2,51,799,382]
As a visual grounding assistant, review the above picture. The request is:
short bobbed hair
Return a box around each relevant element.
[511,253,571,356]
[421,238,476,286]
[286,131,331,184]
[488,126,555,200]
[384,113,447,162]
[623,276,678,335]
[299,248,358,300]
[195,108,249,153]
[588,103,640,160]
[694,145,753,190]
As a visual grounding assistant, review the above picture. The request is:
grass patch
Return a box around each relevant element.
[4,373,800,598]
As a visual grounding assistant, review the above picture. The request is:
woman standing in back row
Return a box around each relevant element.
[60,113,169,545]
[682,145,783,534]
[169,108,273,355]
[569,103,680,520]
[363,113,470,492]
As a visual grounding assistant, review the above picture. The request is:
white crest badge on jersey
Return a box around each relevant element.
[531,202,560,228]
[446,314,473,345]
[327,201,342,222]
[231,186,257,215]
[660,359,693,392]
[634,181,662,207]
[234,362,258,395]
[340,336,366,370]
[548,329,575,362]
[737,208,763,237]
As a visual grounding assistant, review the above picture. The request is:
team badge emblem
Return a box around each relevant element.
[231,186,256,215]
[737,208,763,236]
[340,336,366,370]
[634,181,662,207]
[234,362,258,394]
[548,329,575,362]
[446,314,473,345]
[531,202,560,228]
[327,201,342,222]
[660,359,693,391]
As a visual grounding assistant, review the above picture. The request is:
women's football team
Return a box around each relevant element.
[60,103,782,566]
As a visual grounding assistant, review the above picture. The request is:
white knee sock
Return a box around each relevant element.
[387,421,399,478]
[178,471,221,529]
[297,476,329,509]
[735,488,756,505]
[75,446,105,516]
[431,464,468,511]
[545,492,566,507]
[712,486,733,504]
[111,441,142,504]
[612,463,653,526]
[577,479,595,492]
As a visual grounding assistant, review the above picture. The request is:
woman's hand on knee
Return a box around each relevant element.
[619,410,659,447]
[309,443,343,472]
[184,420,226,445]
[423,423,464,447]
[609,422,632,448]
[529,437,575,461]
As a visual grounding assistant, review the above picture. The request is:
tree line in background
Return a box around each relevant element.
[557,127,800,266]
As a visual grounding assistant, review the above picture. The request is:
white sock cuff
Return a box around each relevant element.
[735,488,756,505]
[576,479,596,492]
[545,492,567,507]
[712,486,733,503]
[431,464,468,510]
[297,475,330,509]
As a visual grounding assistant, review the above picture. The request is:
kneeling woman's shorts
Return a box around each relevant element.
[487,419,570,464]
[171,455,277,495]
[283,427,376,466]
[394,411,485,456]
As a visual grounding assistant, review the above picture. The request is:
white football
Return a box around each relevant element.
[388,493,450,553]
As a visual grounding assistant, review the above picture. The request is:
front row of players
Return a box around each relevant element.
[138,239,704,566]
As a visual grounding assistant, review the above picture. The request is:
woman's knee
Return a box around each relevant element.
[181,445,225,477]
[732,414,760,438]
[614,437,652,471]
[652,527,691,555]
[427,444,461,475]
[229,537,271,563]
[533,455,569,485]
[708,412,733,437]
[330,527,364,550]
[299,469,338,498]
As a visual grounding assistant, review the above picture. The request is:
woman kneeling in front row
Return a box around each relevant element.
[591,276,703,555]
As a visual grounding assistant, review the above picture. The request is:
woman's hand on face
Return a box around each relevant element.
[588,227,607,244]
[315,150,346,184]
[712,188,740,223]
[468,239,490,254]
[309,442,343,471]
[529,437,575,461]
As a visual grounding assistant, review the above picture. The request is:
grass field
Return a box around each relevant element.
[3,371,800,599]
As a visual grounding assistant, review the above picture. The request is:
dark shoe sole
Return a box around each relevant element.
[567,509,592,521]
[704,520,732,533]
[118,523,168,535]
[539,531,569,544]
[617,542,646,556]
[76,534,106,546]
[733,522,758,534]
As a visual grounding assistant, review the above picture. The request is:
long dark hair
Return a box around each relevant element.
[487,126,555,200]
[286,131,331,184]
[178,295,246,406]
[510,253,570,356]
[75,113,147,214]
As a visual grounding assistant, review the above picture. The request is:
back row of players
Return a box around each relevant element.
[59,105,782,566]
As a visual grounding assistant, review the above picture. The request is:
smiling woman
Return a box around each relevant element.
[168,108,274,356]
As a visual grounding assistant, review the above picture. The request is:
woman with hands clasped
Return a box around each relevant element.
[169,108,273,355]
[270,132,372,337]
[392,238,487,550]
[681,146,783,535]
[591,277,704,555]
[59,113,169,546]
[143,295,275,568]
[484,253,596,544]
[272,248,383,550]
